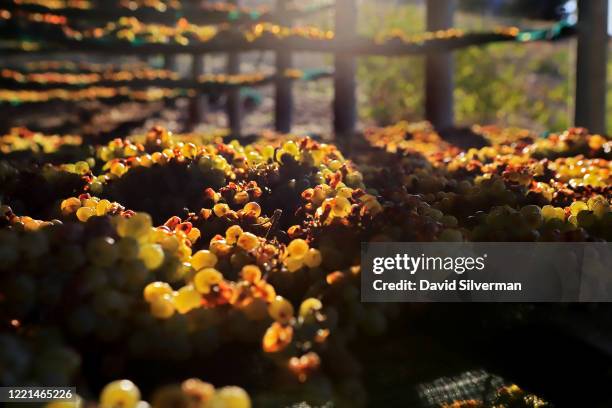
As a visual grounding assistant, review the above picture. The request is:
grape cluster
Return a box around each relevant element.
[442,384,550,408]
[12,0,92,10]
[6,5,335,46]
[1,67,180,86]
[43,378,251,408]
[2,121,599,406]
[0,127,89,167]
[0,125,391,406]
[362,122,612,242]
[0,87,186,104]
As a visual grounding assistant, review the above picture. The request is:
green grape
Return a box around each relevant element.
[76,207,95,222]
[569,201,588,216]
[90,181,104,194]
[287,239,309,258]
[92,289,128,316]
[237,232,259,251]
[181,378,215,406]
[240,265,262,283]
[591,200,610,218]
[193,268,223,294]
[45,395,83,408]
[61,197,81,215]
[96,199,113,216]
[100,380,141,408]
[209,386,251,408]
[118,237,140,260]
[303,248,323,268]
[121,213,153,239]
[520,205,543,228]
[299,298,323,320]
[283,140,299,156]
[190,250,218,271]
[331,196,351,217]
[110,162,127,177]
[438,229,463,242]
[213,204,230,217]
[144,281,172,302]
[86,237,119,267]
[243,202,261,217]
[284,256,304,272]
[150,294,176,319]
[120,260,149,289]
[577,210,596,228]
[151,385,189,408]
[268,296,294,324]
[173,285,202,314]
[225,225,244,245]
[440,215,458,227]
[139,243,165,270]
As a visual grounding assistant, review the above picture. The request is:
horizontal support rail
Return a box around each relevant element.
[0,70,333,91]
[0,25,576,56]
[3,2,334,25]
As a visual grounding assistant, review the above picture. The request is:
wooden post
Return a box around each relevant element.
[575,0,608,134]
[163,55,179,72]
[188,54,206,131]
[333,0,357,142]
[226,0,242,137]
[275,0,293,133]
[425,0,455,130]
[226,53,242,137]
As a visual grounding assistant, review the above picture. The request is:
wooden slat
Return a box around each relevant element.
[274,0,293,133]
[0,28,576,56]
[425,0,456,130]
[188,54,206,131]
[333,0,357,141]
[226,0,241,137]
[3,1,333,25]
[163,55,179,72]
[0,71,334,90]
[575,0,609,134]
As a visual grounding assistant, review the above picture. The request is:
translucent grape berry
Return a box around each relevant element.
[150,293,175,319]
[143,281,172,302]
[243,202,261,217]
[237,232,259,251]
[190,250,218,270]
[287,239,309,258]
[240,265,262,283]
[139,243,165,270]
[225,225,244,245]
[194,268,223,294]
[100,380,141,408]
[173,285,202,314]
[303,248,322,268]
[209,386,251,408]
[268,296,294,324]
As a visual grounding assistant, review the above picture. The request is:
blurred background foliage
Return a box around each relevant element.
[353,0,610,133]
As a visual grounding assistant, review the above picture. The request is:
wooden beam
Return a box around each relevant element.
[4,2,332,24]
[188,54,207,131]
[425,0,456,130]
[226,0,241,137]
[333,0,357,141]
[2,27,576,57]
[163,55,179,72]
[275,0,293,133]
[575,0,608,134]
